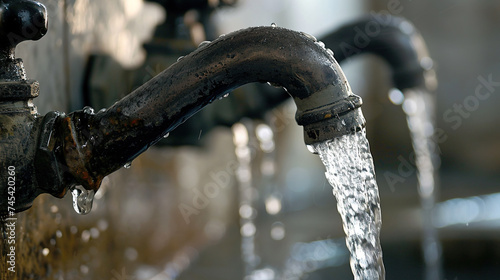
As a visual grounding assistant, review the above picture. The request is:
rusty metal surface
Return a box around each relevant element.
[56,26,364,193]
[0,0,49,214]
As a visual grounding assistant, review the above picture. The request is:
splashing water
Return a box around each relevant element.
[402,89,442,280]
[314,129,385,280]
[70,185,95,215]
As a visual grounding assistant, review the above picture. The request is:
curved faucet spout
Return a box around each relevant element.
[154,14,435,146]
[56,26,365,191]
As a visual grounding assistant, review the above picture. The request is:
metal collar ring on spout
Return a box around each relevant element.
[54,26,365,194]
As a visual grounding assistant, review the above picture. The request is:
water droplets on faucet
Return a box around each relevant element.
[70,185,95,215]
[326,48,334,58]
[123,162,132,169]
[315,41,326,49]
[266,81,282,88]
[198,40,211,48]
[82,106,95,115]
[163,132,170,139]
[300,32,317,42]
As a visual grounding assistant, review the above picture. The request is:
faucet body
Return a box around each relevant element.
[58,26,365,192]
[133,14,435,144]
[0,1,364,213]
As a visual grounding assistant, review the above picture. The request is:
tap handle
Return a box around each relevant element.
[0,0,48,60]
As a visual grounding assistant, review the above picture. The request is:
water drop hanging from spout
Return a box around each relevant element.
[124,162,132,169]
[163,132,170,138]
[270,23,277,28]
[70,185,95,215]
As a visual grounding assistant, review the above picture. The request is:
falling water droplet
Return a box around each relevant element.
[306,145,318,154]
[163,132,170,139]
[270,23,277,28]
[198,41,211,48]
[300,32,317,42]
[82,106,95,115]
[70,185,95,215]
[124,162,132,169]
[177,56,184,62]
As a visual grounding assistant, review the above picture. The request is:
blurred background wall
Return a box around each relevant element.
[1,0,500,279]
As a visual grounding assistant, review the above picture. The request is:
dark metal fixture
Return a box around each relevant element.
[0,0,364,214]
[137,13,436,144]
